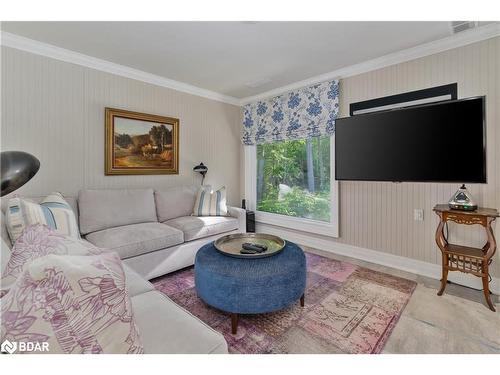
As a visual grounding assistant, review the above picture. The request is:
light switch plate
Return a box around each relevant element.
[414,209,424,221]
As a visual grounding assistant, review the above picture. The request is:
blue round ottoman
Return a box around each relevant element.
[195,241,306,334]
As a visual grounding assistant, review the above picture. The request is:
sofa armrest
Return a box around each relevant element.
[227,206,246,233]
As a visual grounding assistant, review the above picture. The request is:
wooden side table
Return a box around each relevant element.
[433,204,499,311]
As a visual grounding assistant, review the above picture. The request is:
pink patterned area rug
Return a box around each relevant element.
[152,252,416,354]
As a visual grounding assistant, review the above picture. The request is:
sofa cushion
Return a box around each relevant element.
[78,189,157,235]
[85,222,184,259]
[131,290,227,354]
[123,263,155,297]
[154,186,198,222]
[164,216,238,242]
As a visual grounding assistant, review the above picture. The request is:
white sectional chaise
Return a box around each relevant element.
[1,186,247,354]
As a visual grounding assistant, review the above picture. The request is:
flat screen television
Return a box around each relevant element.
[335,96,486,183]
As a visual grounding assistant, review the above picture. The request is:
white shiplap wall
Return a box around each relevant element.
[1,46,242,205]
[2,38,499,278]
[257,37,500,277]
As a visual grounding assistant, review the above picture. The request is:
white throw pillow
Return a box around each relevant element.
[0,252,143,354]
[5,192,80,245]
[192,186,228,216]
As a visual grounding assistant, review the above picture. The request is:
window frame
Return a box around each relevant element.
[244,135,339,238]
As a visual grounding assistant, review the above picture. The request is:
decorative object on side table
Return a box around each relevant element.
[195,239,306,334]
[433,204,498,311]
[193,162,208,185]
[0,151,40,196]
[448,184,478,211]
[105,108,179,175]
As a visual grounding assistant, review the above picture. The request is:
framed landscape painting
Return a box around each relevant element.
[105,108,179,175]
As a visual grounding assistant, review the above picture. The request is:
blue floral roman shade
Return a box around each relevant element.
[242,79,339,145]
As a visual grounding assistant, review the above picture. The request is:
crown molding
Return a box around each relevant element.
[0,31,242,106]
[240,22,500,104]
[2,23,499,108]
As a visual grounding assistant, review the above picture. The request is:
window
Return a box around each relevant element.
[256,136,331,222]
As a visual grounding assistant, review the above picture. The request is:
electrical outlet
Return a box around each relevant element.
[414,209,424,221]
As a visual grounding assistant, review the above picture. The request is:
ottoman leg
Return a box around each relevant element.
[300,294,305,307]
[231,313,239,334]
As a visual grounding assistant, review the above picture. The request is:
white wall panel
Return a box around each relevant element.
[256,37,500,276]
[1,46,242,206]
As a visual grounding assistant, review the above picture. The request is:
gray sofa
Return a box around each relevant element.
[1,186,246,354]
[78,187,245,279]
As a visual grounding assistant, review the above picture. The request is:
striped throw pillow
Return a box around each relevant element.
[6,192,80,244]
[193,186,228,216]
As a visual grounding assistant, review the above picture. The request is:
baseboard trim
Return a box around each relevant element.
[257,223,500,295]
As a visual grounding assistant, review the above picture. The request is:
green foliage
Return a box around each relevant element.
[258,140,305,188]
[256,136,331,222]
[257,187,330,222]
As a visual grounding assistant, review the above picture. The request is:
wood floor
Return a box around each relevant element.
[304,247,500,354]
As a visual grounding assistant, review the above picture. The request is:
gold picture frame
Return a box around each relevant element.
[105,108,179,175]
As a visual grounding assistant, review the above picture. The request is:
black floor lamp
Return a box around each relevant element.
[1,151,40,196]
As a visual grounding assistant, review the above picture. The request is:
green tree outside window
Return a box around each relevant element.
[256,136,331,222]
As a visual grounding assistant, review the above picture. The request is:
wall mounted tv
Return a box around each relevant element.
[335,96,486,183]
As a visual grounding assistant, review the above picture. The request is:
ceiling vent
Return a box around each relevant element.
[451,21,479,34]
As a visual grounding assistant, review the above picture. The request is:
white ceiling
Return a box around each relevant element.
[0,21,485,99]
